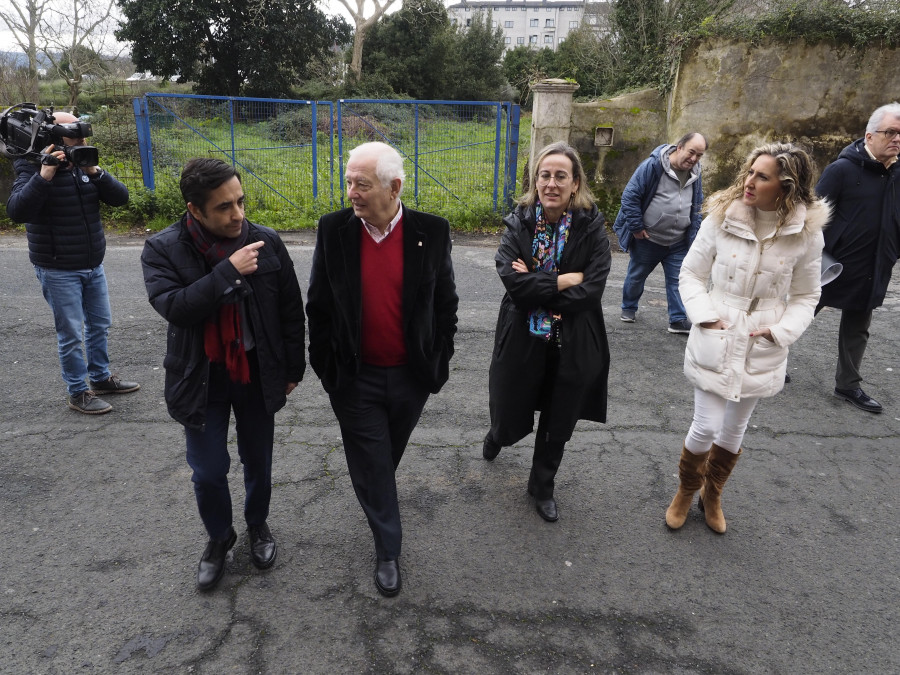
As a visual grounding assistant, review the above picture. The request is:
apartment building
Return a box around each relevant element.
[447,0,608,52]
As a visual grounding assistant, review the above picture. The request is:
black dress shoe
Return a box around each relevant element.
[248,522,277,569]
[535,498,558,522]
[374,558,401,597]
[197,527,237,591]
[482,433,501,461]
[834,387,883,414]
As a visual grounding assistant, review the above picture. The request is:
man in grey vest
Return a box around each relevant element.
[613,133,707,334]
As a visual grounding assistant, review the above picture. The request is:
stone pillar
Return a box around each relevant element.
[529,78,580,169]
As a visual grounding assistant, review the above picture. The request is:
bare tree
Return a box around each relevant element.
[0,0,51,102]
[40,0,119,107]
[334,0,401,80]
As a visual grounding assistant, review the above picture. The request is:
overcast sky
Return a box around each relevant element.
[0,0,401,57]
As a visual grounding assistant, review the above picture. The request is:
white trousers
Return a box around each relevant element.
[684,388,758,454]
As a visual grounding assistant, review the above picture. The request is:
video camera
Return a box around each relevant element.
[0,103,99,168]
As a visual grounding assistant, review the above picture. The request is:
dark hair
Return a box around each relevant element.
[179,158,241,210]
[676,132,707,150]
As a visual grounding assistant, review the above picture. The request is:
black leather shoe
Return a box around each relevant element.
[248,522,277,569]
[535,498,558,522]
[89,374,140,394]
[197,527,237,591]
[482,434,501,461]
[374,558,401,597]
[834,387,883,414]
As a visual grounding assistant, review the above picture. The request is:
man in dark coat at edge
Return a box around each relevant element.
[141,158,306,591]
[306,141,459,597]
[816,102,900,414]
[6,111,140,414]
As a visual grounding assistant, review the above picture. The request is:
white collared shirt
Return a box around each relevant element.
[362,203,404,243]
[864,142,898,168]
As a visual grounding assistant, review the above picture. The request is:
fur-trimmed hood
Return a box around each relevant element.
[718,198,832,239]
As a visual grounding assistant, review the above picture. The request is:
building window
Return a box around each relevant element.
[511,6,517,10]
[546,18,555,27]
[530,18,538,26]
[464,6,469,10]
[529,35,538,44]
[569,20,578,28]
[466,18,471,26]
[517,36,525,44]
[504,20,514,27]
[504,36,511,44]
[544,35,553,43]
[547,7,553,11]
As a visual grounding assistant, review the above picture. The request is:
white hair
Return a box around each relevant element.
[866,102,900,134]
[348,142,405,195]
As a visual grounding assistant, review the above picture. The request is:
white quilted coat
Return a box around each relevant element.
[680,199,829,401]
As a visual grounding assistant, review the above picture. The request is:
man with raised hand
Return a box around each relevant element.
[142,158,305,590]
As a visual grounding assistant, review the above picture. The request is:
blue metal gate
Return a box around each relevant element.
[134,94,520,216]
[134,93,334,217]
[337,99,520,214]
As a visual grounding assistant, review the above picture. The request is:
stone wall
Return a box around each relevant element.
[555,37,900,216]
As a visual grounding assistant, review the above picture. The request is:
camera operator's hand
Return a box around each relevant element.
[229,241,265,276]
[39,144,66,180]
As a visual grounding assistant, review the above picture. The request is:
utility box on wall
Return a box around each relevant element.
[594,127,614,147]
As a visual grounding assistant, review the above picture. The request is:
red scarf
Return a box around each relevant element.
[185,212,251,384]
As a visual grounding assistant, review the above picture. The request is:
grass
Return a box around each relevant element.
[0,99,531,233]
[137,97,529,232]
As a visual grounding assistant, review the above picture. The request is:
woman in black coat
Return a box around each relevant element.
[482,141,611,522]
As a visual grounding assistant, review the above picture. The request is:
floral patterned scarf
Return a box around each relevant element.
[527,203,571,340]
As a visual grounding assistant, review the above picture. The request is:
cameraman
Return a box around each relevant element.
[6,111,139,414]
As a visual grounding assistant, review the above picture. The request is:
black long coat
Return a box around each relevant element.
[816,139,900,311]
[488,204,611,445]
[141,217,306,430]
[305,206,459,395]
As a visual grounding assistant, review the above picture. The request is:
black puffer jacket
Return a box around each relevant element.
[141,216,306,430]
[7,159,129,270]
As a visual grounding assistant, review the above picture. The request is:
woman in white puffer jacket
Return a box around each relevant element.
[665,143,830,534]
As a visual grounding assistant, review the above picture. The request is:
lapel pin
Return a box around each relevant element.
[418,241,422,246]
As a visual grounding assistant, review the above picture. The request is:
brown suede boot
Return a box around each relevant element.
[665,445,710,530]
[698,444,742,534]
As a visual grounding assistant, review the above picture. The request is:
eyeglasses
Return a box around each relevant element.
[537,171,572,185]
[873,129,900,139]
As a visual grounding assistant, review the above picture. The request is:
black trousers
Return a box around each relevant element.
[528,342,567,500]
[835,308,873,390]
[329,364,429,560]
[184,356,274,541]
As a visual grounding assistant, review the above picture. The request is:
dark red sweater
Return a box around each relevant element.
[360,219,406,366]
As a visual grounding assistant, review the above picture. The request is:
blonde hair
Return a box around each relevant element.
[705,142,817,230]
[519,141,595,212]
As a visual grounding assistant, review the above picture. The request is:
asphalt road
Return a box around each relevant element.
[1,229,898,674]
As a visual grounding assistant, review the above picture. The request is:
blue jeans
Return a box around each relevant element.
[621,238,689,323]
[34,265,112,396]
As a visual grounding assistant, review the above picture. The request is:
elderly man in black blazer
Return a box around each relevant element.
[306,141,458,597]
